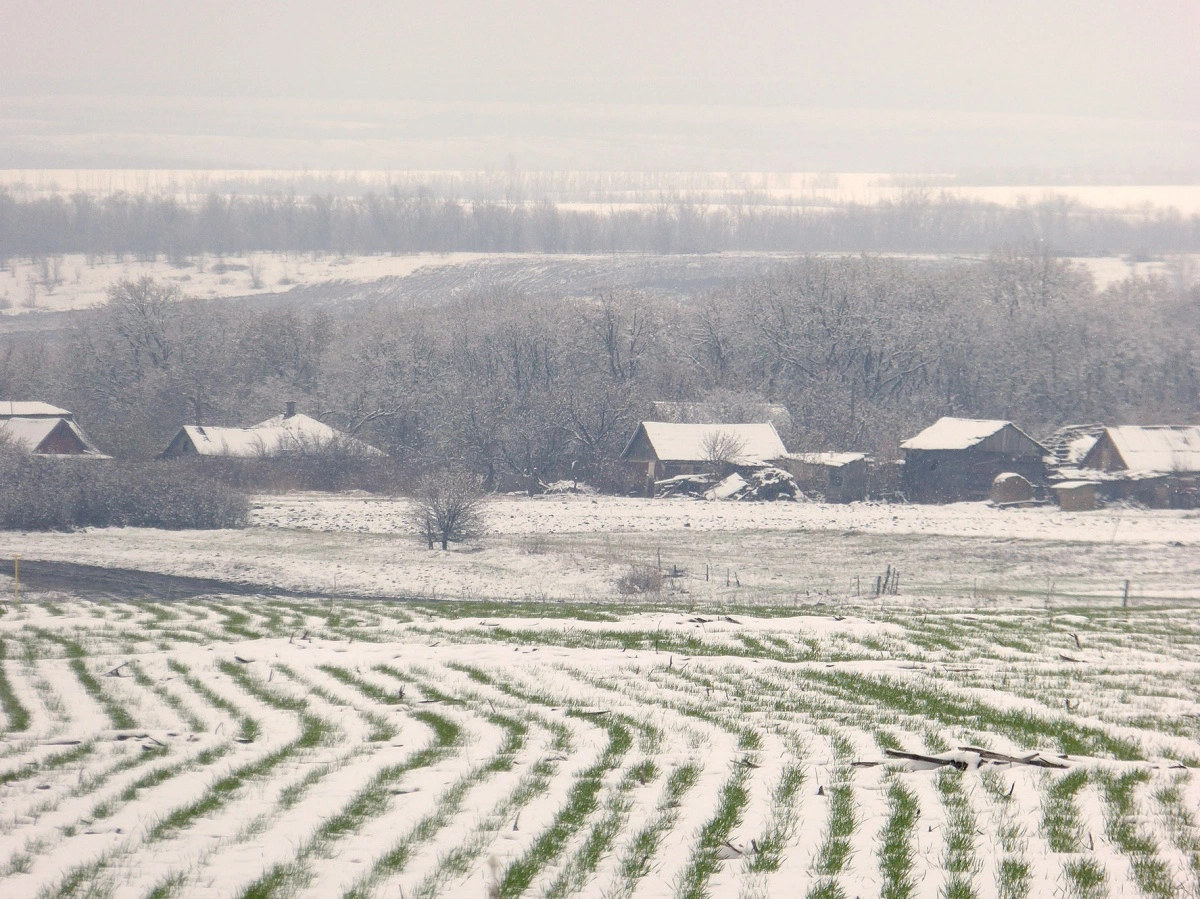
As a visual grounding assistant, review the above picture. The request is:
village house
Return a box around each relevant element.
[0,401,110,458]
[620,421,788,495]
[901,417,1046,503]
[161,403,383,459]
[775,452,869,503]
[1074,425,1200,508]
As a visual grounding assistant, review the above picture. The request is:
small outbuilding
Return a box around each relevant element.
[775,452,869,503]
[0,401,110,458]
[1052,480,1099,512]
[901,417,1046,503]
[621,421,788,496]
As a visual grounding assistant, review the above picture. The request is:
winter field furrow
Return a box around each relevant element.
[1,495,1200,897]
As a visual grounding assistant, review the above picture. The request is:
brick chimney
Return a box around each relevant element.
[285,401,296,419]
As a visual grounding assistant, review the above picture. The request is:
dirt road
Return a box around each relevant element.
[0,557,311,602]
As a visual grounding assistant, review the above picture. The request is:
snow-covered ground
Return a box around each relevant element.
[2,494,1198,607]
[6,169,1200,215]
[2,250,1190,316]
[1,493,1199,897]
[0,251,490,314]
[250,491,1199,544]
[0,586,1197,897]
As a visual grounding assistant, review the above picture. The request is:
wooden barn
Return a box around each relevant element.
[0,401,109,458]
[775,452,869,503]
[1076,425,1200,508]
[620,421,787,495]
[901,417,1046,503]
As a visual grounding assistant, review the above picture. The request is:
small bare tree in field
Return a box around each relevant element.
[701,429,747,478]
[409,470,488,550]
[247,254,264,289]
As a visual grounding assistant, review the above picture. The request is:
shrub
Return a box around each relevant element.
[409,469,488,550]
[169,454,406,494]
[0,450,248,530]
[616,564,663,595]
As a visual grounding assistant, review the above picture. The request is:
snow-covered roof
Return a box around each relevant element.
[1052,481,1099,491]
[1101,425,1200,473]
[902,418,1014,451]
[1041,423,1105,466]
[0,416,108,457]
[1065,435,1099,464]
[780,451,867,468]
[625,422,787,464]
[174,413,382,458]
[0,417,59,451]
[0,401,71,418]
[650,401,793,430]
[1052,466,1165,483]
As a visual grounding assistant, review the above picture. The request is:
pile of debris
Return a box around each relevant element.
[655,466,802,501]
[540,480,598,496]
[654,473,713,498]
[853,746,1069,771]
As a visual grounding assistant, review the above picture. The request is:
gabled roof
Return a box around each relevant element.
[622,422,787,464]
[780,451,867,468]
[1094,425,1200,473]
[650,401,793,430]
[0,401,71,418]
[901,417,1041,452]
[171,413,382,458]
[0,416,109,457]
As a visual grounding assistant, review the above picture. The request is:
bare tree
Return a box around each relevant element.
[701,429,747,478]
[409,469,488,550]
[106,277,181,371]
[246,254,264,289]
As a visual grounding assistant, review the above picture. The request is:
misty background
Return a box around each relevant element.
[1,0,1197,175]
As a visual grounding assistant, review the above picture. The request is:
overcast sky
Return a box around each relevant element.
[1,1,1197,173]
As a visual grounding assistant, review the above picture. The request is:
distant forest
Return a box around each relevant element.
[1,251,1195,491]
[2,189,1199,258]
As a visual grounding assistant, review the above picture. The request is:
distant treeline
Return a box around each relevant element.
[2,189,1199,258]
[2,252,1196,494]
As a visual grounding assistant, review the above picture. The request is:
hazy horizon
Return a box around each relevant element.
[1,1,1197,175]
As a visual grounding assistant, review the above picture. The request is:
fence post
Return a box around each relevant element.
[1123,579,1130,608]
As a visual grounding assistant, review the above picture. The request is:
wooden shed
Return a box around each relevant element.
[1052,481,1098,511]
[901,417,1046,504]
[775,452,868,503]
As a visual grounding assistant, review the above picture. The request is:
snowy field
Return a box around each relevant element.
[4,494,1198,606]
[2,250,1192,316]
[1,495,1200,898]
[0,251,487,315]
